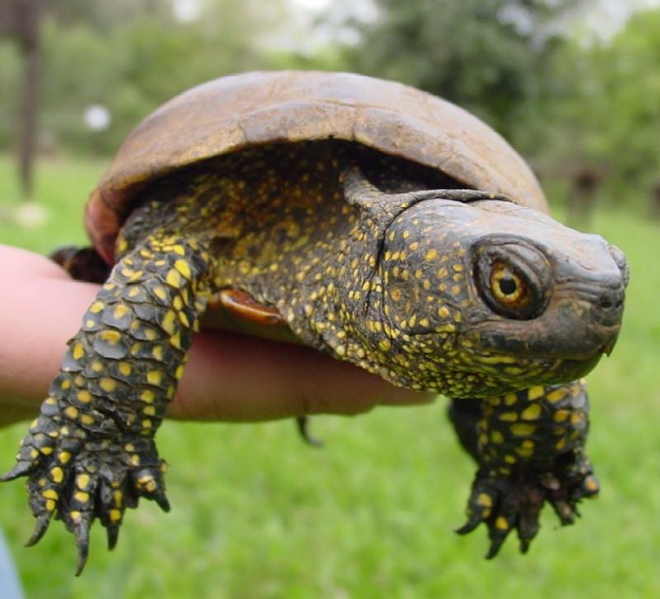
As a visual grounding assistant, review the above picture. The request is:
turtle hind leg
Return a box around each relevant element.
[2,235,212,574]
[296,416,323,447]
[451,380,599,558]
[50,246,111,283]
[447,398,481,460]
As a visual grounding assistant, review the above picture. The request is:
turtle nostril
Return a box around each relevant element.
[595,287,624,325]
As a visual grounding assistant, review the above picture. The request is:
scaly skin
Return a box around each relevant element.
[2,236,212,574]
[2,141,627,572]
[451,380,598,557]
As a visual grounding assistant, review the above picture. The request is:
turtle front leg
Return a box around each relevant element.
[449,380,599,558]
[1,236,212,574]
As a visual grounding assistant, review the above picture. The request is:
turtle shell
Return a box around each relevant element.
[85,70,547,264]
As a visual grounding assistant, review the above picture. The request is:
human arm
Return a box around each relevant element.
[0,244,433,427]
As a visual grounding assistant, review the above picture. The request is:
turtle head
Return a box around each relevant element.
[369,198,628,396]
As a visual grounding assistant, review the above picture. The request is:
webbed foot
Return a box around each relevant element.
[456,454,599,558]
[449,380,598,557]
[1,408,169,575]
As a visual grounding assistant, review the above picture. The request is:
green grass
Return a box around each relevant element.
[1,155,659,598]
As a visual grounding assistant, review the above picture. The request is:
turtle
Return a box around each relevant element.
[2,71,628,574]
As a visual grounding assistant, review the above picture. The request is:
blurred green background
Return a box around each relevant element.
[0,0,659,597]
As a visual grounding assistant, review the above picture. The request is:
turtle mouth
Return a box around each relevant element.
[466,321,621,363]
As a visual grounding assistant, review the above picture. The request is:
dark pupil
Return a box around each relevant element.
[499,277,518,296]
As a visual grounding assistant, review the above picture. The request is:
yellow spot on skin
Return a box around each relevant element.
[175,365,185,380]
[137,474,158,493]
[153,286,168,301]
[99,378,117,393]
[77,390,92,404]
[527,386,545,401]
[425,249,438,261]
[504,393,518,405]
[162,310,177,335]
[50,467,64,483]
[166,269,183,288]
[521,403,542,420]
[379,339,392,351]
[141,419,153,430]
[144,406,156,416]
[80,414,95,426]
[113,304,130,319]
[585,477,599,493]
[58,451,71,464]
[72,343,85,360]
[74,491,90,504]
[437,306,450,319]
[174,259,192,279]
[69,510,82,524]
[90,301,104,314]
[495,517,509,531]
[490,431,504,444]
[140,390,155,403]
[146,371,162,386]
[39,447,53,456]
[45,500,56,512]
[119,362,132,376]
[64,406,79,419]
[77,474,91,490]
[477,493,493,508]
[499,412,518,422]
[99,330,122,345]
[545,389,566,403]
[554,410,569,423]
[511,423,537,437]
[109,509,122,523]
[555,438,567,451]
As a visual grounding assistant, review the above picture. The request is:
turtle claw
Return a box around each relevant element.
[457,454,597,557]
[153,489,171,513]
[1,459,35,482]
[3,409,170,573]
[26,513,52,547]
[73,519,91,576]
[106,524,120,551]
[296,416,324,447]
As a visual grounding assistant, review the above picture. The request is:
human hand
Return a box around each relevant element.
[0,245,434,427]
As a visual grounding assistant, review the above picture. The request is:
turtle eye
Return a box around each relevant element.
[474,241,549,320]
[490,263,528,308]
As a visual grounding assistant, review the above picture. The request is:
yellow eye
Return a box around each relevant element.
[474,241,549,320]
[490,264,528,308]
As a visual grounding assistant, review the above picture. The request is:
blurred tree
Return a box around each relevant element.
[529,7,660,208]
[0,0,41,200]
[339,0,589,138]
[0,0,286,156]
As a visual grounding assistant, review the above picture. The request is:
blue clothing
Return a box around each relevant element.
[0,529,23,599]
